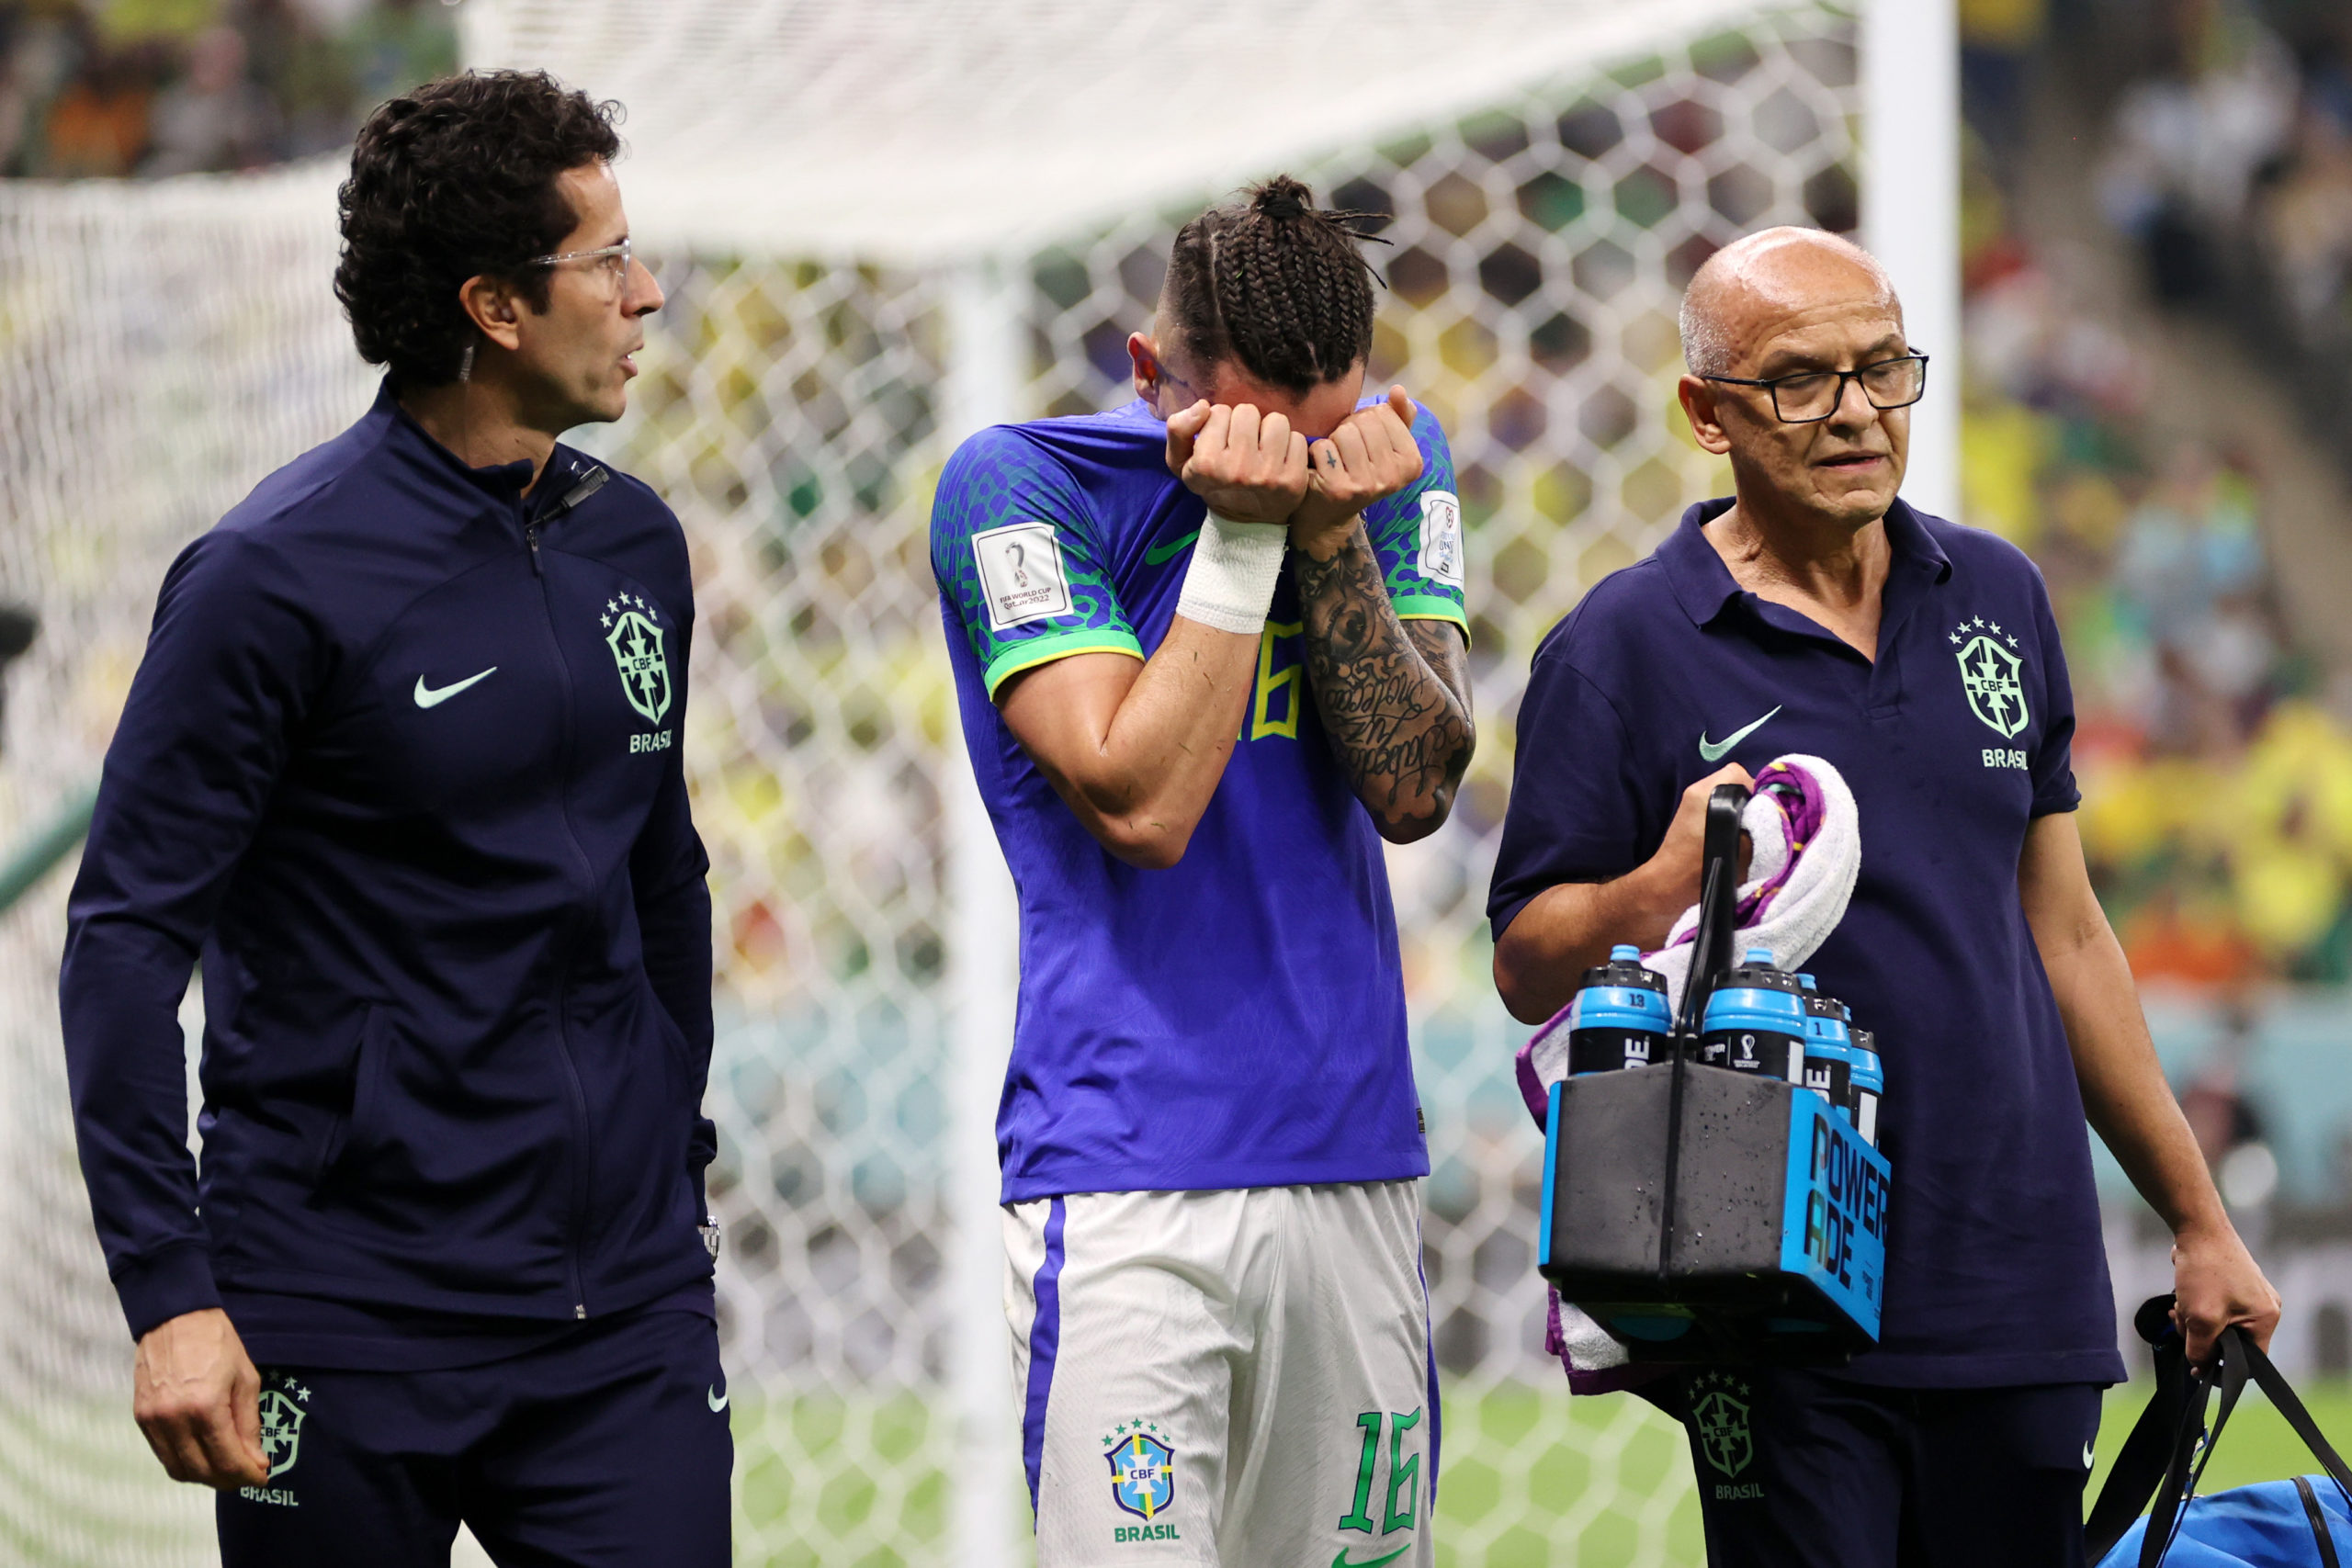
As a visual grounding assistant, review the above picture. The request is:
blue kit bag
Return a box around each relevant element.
[2086,1296,2352,1567]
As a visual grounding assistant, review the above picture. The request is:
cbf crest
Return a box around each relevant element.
[1689,1371,1754,1478]
[257,1375,310,1479]
[1103,1421,1176,1520]
[1951,618,2029,739]
[603,593,672,724]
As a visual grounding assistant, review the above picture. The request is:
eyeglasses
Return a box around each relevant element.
[1702,353,1929,423]
[525,237,634,301]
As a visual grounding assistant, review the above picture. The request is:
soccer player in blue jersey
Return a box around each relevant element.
[933,177,1475,1566]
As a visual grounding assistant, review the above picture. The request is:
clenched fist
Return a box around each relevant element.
[1165,399,1310,525]
[1650,763,1756,897]
[1289,386,1426,558]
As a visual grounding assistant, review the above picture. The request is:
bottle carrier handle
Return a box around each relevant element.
[1672,783,1752,1041]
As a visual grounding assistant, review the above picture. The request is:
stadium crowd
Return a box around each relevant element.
[1960,0,2352,989]
[2096,0,2352,336]
[0,0,453,177]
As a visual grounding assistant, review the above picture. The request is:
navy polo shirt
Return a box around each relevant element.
[1491,497,2124,1388]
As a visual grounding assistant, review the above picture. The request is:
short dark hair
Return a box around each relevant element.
[334,71,622,390]
[1161,175,1385,396]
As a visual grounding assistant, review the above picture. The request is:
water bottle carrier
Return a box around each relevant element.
[1535,784,1894,1365]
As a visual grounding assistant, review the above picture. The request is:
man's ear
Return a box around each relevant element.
[458,275,526,354]
[1128,332,1163,406]
[1678,373,1733,456]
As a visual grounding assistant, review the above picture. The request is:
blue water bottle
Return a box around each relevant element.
[1848,1027,1884,1146]
[1566,944,1673,1074]
[1699,947,1807,1080]
[1794,975,1861,1120]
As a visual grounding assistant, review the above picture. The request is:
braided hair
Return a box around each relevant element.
[1162,175,1386,396]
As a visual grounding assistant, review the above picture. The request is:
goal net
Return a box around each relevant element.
[0,4,1863,1563]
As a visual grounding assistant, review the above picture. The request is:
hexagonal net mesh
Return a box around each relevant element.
[0,170,382,1567]
[1006,15,1861,1565]
[582,7,1861,1563]
[0,6,1860,1565]
[586,257,968,1561]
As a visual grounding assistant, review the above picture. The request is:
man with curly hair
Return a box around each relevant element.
[59,70,728,1564]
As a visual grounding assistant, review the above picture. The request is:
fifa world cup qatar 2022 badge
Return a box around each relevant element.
[1689,1371,1764,1501]
[1416,490,1465,589]
[238,1371,311,1507]
[1951,616,2033,772]
[1103,1419,1182,1543]
[601,592,675,751]
[972,520,1072,631]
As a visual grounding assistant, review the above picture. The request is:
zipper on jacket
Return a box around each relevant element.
[518,465,604,581]
[521,491,605,1318]
[549,974,594,1318]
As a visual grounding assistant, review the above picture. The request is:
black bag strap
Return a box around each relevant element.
[2086,1295,2352,1567]
[2136,1332,2222,1568]
[2235,1331,2352,1507]
[2085,1296,2195,1563]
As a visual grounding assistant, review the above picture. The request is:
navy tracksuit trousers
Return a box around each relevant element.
[1662,1368,2103,1568]
[216,1310,731,1567]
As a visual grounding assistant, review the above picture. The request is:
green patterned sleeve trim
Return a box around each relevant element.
[1363,402,1467,619]
[1394,595,1472,633]
[983,627,1145,698]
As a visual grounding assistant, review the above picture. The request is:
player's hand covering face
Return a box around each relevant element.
[1290,384,1425,550]
[1164,400,1311,525]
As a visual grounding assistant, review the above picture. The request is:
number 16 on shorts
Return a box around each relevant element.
[1338,1408,1424,1560]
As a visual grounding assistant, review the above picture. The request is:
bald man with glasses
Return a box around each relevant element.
[1487,227,2276,1568]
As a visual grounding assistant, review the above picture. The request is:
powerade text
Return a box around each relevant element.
[1802,1111,1889,1290]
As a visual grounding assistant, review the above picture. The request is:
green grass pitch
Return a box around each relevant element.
[11,1376,2344,1564]
[725,1379,2352,1566]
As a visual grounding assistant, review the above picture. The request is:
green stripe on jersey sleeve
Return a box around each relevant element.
[1393,595,1472,636]
[933,425,1141,698]
[984,627,1145,697]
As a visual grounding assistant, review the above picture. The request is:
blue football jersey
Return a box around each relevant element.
[933,397,1467,1201]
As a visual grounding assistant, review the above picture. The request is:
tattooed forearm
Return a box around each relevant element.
[1293,524,1476,840]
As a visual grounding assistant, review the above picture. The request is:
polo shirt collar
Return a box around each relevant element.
[1658,495,1953,630]
[1658,497,1742,626]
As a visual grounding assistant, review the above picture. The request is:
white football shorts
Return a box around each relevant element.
[1004,1180,1437,1568]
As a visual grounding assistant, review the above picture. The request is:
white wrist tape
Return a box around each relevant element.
[1174,512,1286,635]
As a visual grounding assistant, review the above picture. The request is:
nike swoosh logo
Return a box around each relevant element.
[707,1385,729,1413]
[1331,1546,1412,1568]
[413,667,497,708]
[2083,1439,2096,1469]
[1144,528,1201,566]
[1698,705,1781,761]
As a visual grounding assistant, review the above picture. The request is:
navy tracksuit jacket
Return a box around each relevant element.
[62,383,717,1348]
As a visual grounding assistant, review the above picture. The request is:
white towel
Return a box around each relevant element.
[1641,752,1860,1000]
